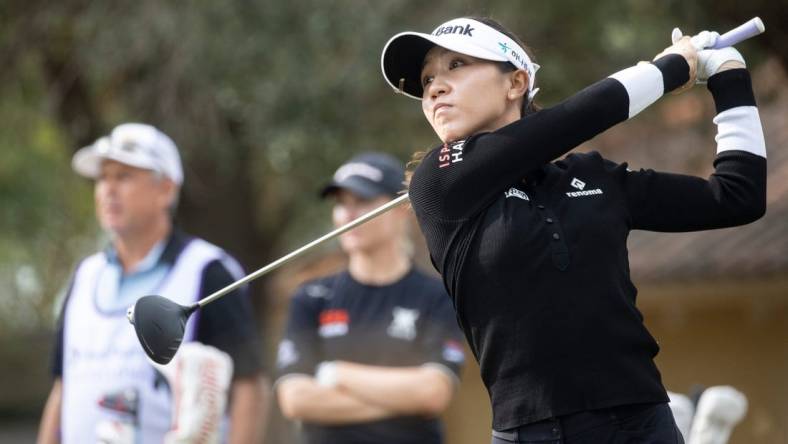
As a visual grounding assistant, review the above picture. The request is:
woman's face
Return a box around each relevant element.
[420,47,524,143]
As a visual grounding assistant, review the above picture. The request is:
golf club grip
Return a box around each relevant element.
[711,17,764,49]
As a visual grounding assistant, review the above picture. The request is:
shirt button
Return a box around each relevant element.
[546,218,554,224]
[552,233,560,240]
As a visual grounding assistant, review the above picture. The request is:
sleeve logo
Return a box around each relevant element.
[442,339,466,364]
[318,309,349,338]
[438,140,465,168]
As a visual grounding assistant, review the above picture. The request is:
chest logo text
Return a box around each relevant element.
[566,177,603,198]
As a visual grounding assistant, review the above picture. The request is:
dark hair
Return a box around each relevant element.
[468,16,541,117]
[405,16,539,187]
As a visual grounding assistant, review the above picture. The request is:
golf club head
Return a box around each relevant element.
[127,295,197,365]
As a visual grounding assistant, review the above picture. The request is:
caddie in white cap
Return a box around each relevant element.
[71,122,184,238]
[72,122,184,186]
[39,122,269,444]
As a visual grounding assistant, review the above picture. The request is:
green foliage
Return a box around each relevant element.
[0,53,96,332]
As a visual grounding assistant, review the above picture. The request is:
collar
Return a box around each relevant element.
[104,229,193,270]
[523,165,548,186]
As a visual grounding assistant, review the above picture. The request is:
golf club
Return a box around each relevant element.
[128,16,766,366]
[128,193,410,364]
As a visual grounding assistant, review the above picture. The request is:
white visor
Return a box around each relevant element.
[381,18,540,100]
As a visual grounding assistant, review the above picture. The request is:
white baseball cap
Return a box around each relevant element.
[381,17,540,101]
[72,123,184,185]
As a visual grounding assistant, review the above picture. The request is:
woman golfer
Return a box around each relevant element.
[380,16,766,443]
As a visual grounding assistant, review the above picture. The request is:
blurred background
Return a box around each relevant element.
[1,0,785,442]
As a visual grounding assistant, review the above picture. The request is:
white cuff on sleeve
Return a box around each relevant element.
[609,63,664,118]
[714,106,766,158]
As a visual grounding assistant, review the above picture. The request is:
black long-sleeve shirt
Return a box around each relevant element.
[409,56,766,431]
[275,268,465,444]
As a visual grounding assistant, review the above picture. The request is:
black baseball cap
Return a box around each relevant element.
[320,152,405,200]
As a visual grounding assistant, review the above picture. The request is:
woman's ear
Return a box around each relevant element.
[507,70,529,100]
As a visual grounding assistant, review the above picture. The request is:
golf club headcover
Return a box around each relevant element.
[667,390,695,441]
[152,342,234,444]
[688,385,748,444]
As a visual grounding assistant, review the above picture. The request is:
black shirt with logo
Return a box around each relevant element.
[276,268,465,444]
[409,63,766,430]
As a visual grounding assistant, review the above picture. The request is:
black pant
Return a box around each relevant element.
[491,403,684,444]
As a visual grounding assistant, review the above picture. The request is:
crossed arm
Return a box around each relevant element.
[276,362,454,424]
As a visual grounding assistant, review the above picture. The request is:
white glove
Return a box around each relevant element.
[687,385,748,444]
[696,47,745,83]
[152,342,234,444]
[672,28,720,51]
[672,28,745,83]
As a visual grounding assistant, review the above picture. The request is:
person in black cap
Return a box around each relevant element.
[379,15,767,444]
[274,152,466,444]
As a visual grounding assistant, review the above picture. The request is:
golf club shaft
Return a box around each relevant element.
[196,192,411,307]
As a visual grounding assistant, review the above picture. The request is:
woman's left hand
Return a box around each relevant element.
[653,33,699,93]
